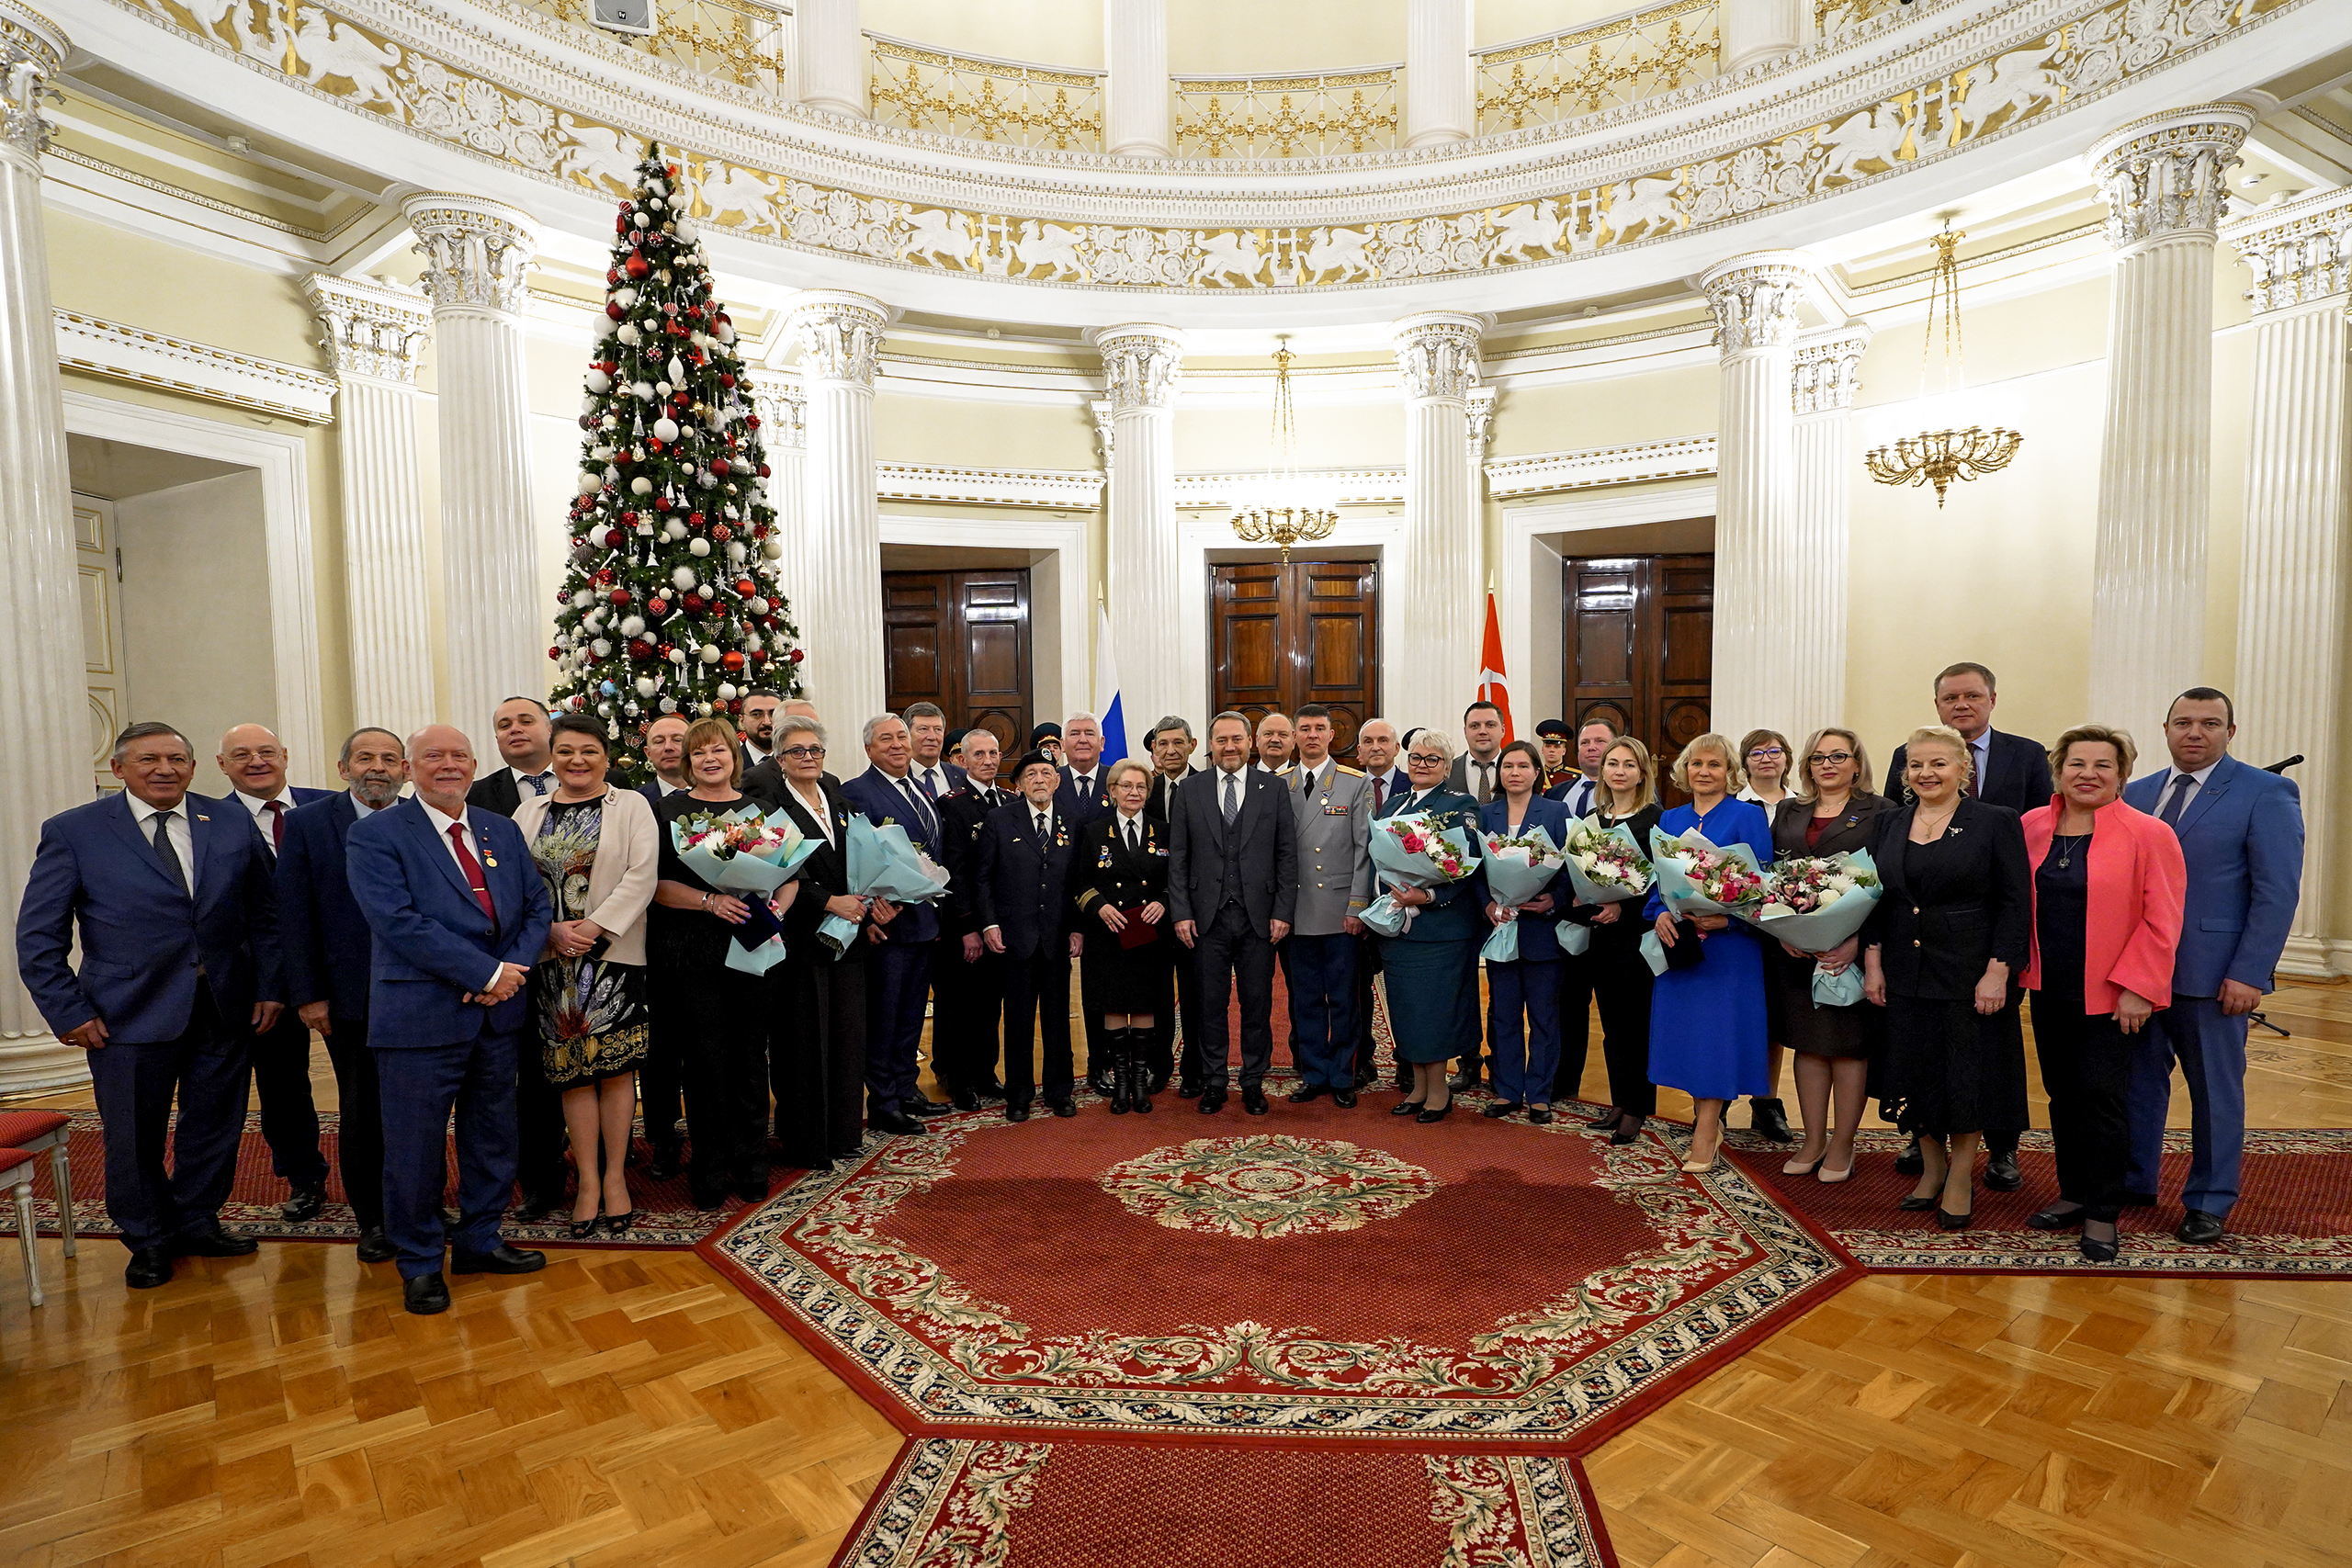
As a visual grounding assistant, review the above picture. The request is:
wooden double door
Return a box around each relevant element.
[882,569,1033,756]
[1209,560,1378,756]
[1562,553,1713,793]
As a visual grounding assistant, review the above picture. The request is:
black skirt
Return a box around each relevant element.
[1880,990,2028,1136]
[1770,945,1877,1060]
[1088,923,1174,1012]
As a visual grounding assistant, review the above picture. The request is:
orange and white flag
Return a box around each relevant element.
[1477,592,1515,743]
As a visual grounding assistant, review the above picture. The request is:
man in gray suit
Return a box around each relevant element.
[1282,705,1373,1106]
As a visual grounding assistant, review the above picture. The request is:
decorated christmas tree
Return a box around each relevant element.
[550,143,803,777]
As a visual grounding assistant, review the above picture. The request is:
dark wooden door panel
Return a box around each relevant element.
[1210,559,1378,760]
[883,568,1033,754]
[1562,547,1713,804]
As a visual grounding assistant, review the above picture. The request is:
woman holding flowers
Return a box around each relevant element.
[1480,740,1573,1123]
[1645,732,1773,1170]
[1376,729,1485,1122]
[1860,725,2032,1230]
[1578,737,1663,1144]
[652,717,794,1208]
[513,715,660,1237]
[1769,728,1893,1182]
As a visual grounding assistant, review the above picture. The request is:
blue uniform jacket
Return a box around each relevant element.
[1480,794,1575,962]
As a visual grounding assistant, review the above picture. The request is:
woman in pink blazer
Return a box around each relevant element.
[2019,723,2186,1262]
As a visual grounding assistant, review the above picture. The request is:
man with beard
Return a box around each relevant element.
[740,689,783,769]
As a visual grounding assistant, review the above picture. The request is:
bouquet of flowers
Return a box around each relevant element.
[1733,850,1883,1006]
[825,816,955,953]
[1647,827,1769,918]
[1477,827,1565,964]
[672,808,820,974]
[1359,810,1477,937]
[1560,817,1654,906]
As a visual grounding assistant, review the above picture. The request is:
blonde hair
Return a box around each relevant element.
[1904,725,1973,785]
[1406,728,1457,764]
[2051,723,2138,777]
[1793,727,1874,802]
[684,716,743,788]
[1598,736,1658,813]
[1104,757,1152,790]
[1669,732,1745,794]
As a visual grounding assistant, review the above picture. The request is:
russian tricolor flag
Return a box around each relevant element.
[1094,600,1127,763]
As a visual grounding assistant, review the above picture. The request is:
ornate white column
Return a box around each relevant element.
[795,0,867,118]
[788,290,888,727]
[747,370,808,653]
[1103,0,1170,158]
[1788,326,1868,740]
[1701,254,1808,746]
[1405,0,1474,147]
[1391,313,1484,731]
[0,2,92,1093]
[404,193,542,739]
[2086,104,2253,738]
[1720,0,1809,73]
[2227,187,2352,976]
[304,274,436,739]
[1089,326,1184,733]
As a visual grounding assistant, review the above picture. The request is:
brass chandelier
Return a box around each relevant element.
[1230,336,1338,559]
[1864,228,2023,507]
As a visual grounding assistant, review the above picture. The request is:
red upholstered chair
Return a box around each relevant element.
[0,1111,74,1260]
[0,1146,40,1307]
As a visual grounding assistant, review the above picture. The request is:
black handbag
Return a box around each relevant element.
[1661,916,1707,972]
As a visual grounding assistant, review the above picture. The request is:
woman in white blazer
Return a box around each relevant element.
[514,715,661,1236]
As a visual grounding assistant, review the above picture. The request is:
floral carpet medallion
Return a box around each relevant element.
[1100,1135,1439,1239]
[700,1100,1857,1446]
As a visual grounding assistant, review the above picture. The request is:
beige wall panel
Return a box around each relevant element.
[1174,399,1404,471]
[864,0,1105,66]
[874,392,1101,470]
[1484,366,1720,457]
[1476,0,1672,48]
[1168,0,1405,72]
[43,209,322,366]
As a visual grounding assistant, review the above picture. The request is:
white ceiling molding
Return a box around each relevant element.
[1175,468,1408,508]
[1484,436,1718,498]
[54,310,339,423]
[875,463,1105,510]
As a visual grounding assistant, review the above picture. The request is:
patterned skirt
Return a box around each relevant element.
[534,957,650,1088]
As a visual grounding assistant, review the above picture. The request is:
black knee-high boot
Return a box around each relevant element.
[1108,1025,1133,1114]
[1125,1028,1152,1114]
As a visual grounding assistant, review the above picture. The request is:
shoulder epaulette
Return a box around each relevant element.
[1275,763,1295,777]
[1334,764,1365,777]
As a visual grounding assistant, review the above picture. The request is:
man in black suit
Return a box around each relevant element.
[1142,716,1200,821]
[465,695,557,817]
[1169,711,1297,1114]
[277,727,409,1261]
[937,729,1013,1110]
[1056,712,1116,1090]
[632,710,690,1174]
[1881,660,2052,1191]
[975,750,1085,1120]
[1140,715,1201,1090]
[639,713,691,806]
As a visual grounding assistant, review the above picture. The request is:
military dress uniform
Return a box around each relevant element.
[1283,757,1374,1099]
[1073,807,1173,1112]
[937,781,1014,1107]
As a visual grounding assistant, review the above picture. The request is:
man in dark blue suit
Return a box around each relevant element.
[976,750,1085,1120]
[345,725,553,1314]
[17,721,283,1289]
[277,727,410,1262]
[841,713,951,1134]
[903,701,967,803]
[2122,688,2303,1245]
[217,721,337,1222]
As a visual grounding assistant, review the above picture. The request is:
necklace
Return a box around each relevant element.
[2053,830,2090,869]
[1913,804,1959,839]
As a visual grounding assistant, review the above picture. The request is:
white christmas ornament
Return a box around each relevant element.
[633,212,650,229]
[664,520,688,541]
[688,538,711,558]
[575,471,601,496]
[748,596,771,615]
[635,677,658,697]
[631,380,655,401]
[571,590,595,610]
[667,647,687,664]
[699,645,721,664]
[616,323,641,346]
[586,368,611,393]
[630,477,653,496]
[651,417,680,443]
[667,355,686,384]
[762,537,784,560]
[619,615,645,637]
[591,638,613,658]
[675,219,697,243]
[718,682,738,701]
[672,566,697,591]
[727,542,748,565]
[659,697,677,713]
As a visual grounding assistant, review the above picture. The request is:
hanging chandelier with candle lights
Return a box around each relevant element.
[1230,336,1339,559]
[1864,228,2024,507]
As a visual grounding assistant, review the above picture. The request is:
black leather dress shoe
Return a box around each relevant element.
[356,1227,397,1263]
[1198,1090,1227,1113]
[1447,1069,1481,1094]
[908,1098,955,1117]
[973,1077,1007,1101]
[1528,1106,1554,1125]
[124,1247,173,1289]
[403,1271,451,1314]
[1004,1102,1031,1123]
[1984,1152,2023,1192]
[949,1088,981,1112]
[872,1111,928,1136]
[1416,1102,1454,1124]
[280,1182,327,1224]
[2176,1211,2226,1245]
[1286,1084,1328,1104]
[1747,1097,1793,1144]
[1610,1116,1643,1145]
[1332,1089,1358,1110]
[1894,1135,1924,1176]
[1048,1098,1078,1118]
[173,1226,258,1258]
[1482,1101,1521,1120]
[1241,1088,1269,1116]
[1389,1100,1424,1116]
[1176,1080,1203,1100]
[451,1244,547,1275]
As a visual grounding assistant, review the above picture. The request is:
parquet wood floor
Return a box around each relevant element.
[4,982,2346,1568]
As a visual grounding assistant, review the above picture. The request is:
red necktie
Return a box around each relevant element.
[1373,776,1385,813]
[265,798,286,849]
[447,823,497,921]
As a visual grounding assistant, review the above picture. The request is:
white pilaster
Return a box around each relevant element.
[748,370,808,659]
[0,3,88,1093]
[1788,326,1867,743]
[788,290,888,728]
[1103,0,1170,158]
[1090,324,1185,730]
[1701,254,1809,748]
[1405,0,1474,147]
[1719,0,1809,73]
[1391,313,1484,731]
[404,193,542,743]
[795,0,868,118]
[2228,187,2352,976]
[2086,104,2252,739]
[305,274,436,740]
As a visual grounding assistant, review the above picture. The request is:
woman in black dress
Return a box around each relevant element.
[1569,735,1661,1145]
[1769,727,1893,1183]
[1860,725,2032,1230]
[1073,760,1168,1114]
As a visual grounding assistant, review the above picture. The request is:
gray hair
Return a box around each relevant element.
[338,727,405,766]
[903,701,945,723]
[861,713,906,749]
[1065,709,1100,729]
[1404,728,1457,763]
[1358,716,1396,739]
[776,714,825,748]
[1105,758,1152,789]
[114,721,192,762]
[1146,714,1194,745]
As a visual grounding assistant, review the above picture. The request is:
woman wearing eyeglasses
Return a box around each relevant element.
[1377,729,1485,1122]
[1769,728,1893,1181]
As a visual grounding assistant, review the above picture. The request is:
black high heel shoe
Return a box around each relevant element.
[1389,1100,1425,1116]
[1416,1101,1453,1123]
[603,1211,636,1237]
[1587,1108,1623,1131]
[1610,1115,1643,1146]
[1898,1191,1939,1212]
[567,1209,601,1240]
[1937,1185,1974,1230]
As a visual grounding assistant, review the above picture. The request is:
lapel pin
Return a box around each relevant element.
[196,814,210,822]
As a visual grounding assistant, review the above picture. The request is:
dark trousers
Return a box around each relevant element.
[1161,935,1202,1088]
[1196,904,1276,1091]
[250,1008,327,1187]
[864,941,934,1115]
[1351,931,1393,1086]
[643,964,687,1155]
[1001,947,1074,1104]
[1550,953,1594,1102]
[85,986,248,1253]
[1591,948,1657,1117]
[681,965,772,1195]
[1489,959,1562,1106]
[375,1031,517,1280]
[1285,932,1357,1089]
[322,1015,385,1232]
[934,937,1005,1092]
[774,959,867,1166]
[514,1019,570,1205]
[2030,992,2133,1223]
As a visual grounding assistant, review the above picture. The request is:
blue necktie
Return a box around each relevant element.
[2158,773,2196,829]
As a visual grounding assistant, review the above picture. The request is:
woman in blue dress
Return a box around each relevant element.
[1374,728,1485,1123]
[1645,731,1773,1171]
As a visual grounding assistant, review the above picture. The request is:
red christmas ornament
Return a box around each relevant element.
[732,577,755,598]
[683,592,707,614]
[727,697,743,715]
[658,643,674,660]
[594,569,616,587]
[710,457,729,477]
[721,650,745,673]
[788,648,805,663]
[609,587,632,606]
[605,301,625,321]
[745,414,761,431]
[620,510,639,525]
[757,463,773,478]
[711,525,731,543]
[629,639,653,660]
[719,373,736,389]
[548,647,562,660]
[603,528,624,548]
[605,266,620,284]
[688,512,706,529]
[646,437,663,455]
[648,597,670,616]
[624,254,650,279]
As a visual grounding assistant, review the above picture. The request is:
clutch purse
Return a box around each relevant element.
[1661,916,1707,971]
[1115,908,1162,950]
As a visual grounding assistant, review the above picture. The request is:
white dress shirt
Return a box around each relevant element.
[654,777,686,796]
[127,794,196,893]
[348,790,382,819]
[509,763,556,798]
[232,789,293,856]
[1114,806,1146,854]
[1068,768,1101,799]
[421,799,505,991]
[1559,775,1598,816]
[1465,754,1499,804]
[789,780,836,849]
[913,761,954,799]
[2153,760,2221,818]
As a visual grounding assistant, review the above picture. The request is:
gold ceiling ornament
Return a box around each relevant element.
[1864,226,2022,507]
[1230,337,1339,561]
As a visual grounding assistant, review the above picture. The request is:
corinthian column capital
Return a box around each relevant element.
[403,193,539,315]
[1701,254,1811,355]
[2227,186,2352,314]
[1391,311,1483,401]
[2090,104,2255,253]
[1792,326,1870,414]
[302,274,433,385]
[787,290,888,385]
[0,3,69,176]
[1090,323,1186,412]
